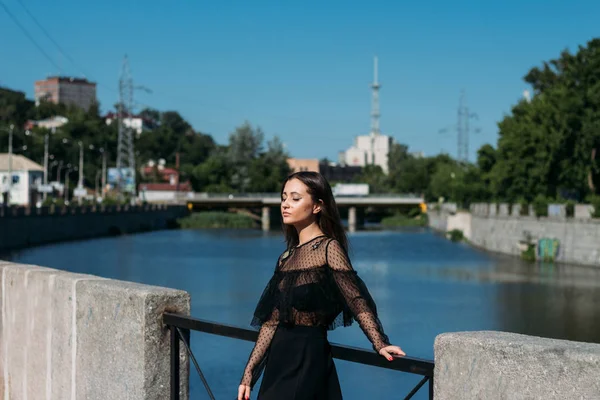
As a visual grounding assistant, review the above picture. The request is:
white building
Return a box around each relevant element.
[342,133,394,173]
[25,116,69,130]
[0,154,44,206]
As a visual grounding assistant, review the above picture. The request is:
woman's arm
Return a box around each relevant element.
[240,309,278,388]
[326,239,390,352]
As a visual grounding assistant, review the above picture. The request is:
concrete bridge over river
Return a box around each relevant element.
[172,192,425,232]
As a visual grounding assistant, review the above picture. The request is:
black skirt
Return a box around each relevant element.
[257,324,343,400]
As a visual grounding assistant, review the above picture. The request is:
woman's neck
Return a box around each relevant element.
[296,222,324,245]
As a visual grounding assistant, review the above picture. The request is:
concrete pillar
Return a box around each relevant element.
[262,206,270,232]
[348,206,357,233]
[0,262,190,400]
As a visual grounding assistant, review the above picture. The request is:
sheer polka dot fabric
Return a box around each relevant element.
[240,237,390,388]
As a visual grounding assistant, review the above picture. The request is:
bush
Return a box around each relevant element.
[381,213,428,228]
[519,200,529,216]
[590,196,600,218]
[521,243,536,262]
[447,229,464,242]
[178,211,256,229]
[565,200,575,218]
[533,195,548,217]
[407,207,421,218]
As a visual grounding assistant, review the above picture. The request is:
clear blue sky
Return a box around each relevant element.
[1,0,598,162]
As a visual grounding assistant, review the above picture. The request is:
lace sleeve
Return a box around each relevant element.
[240,309,278,388]
[326,239,390,352]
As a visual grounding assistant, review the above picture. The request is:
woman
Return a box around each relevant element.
[237,172,405,400]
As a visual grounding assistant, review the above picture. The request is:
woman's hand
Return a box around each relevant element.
[379,345,405,361]
[238,384,251,400]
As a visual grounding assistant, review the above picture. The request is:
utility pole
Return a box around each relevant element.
[43,133,49,201]
[116,55,136,198]
[7,124,14,205]
[77,141,84,204]
[101,148,107,196]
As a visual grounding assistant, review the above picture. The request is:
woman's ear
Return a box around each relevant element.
[313,199,324,214]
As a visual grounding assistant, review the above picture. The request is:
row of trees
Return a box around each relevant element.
[2,38,600,202]
[358,38,600,205]
[0,94,291,194]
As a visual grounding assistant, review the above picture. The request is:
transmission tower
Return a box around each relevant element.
[116,55,135,194]
[440,90,480,162]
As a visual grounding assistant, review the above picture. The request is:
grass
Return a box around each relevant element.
[177,211,257,229]
[381,213,428,228]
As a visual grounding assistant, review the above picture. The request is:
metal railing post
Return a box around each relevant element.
[429,376,434,400]
[170,325,180,400]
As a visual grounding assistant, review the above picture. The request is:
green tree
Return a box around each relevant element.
[227,122,264,192]
[488,38,600,201]
[248,136,291,192]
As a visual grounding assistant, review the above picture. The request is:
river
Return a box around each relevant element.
[6,228,600,399]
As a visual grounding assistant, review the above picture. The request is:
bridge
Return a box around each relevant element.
[172,192,425,232]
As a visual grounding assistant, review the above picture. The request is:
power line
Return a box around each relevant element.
[0,0,61,72]
[15,0,90,79]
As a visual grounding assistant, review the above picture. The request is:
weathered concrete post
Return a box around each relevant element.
[262,206,270,232]
[434,331,600,399]
[348,206,357,233]
[0,261,190,400]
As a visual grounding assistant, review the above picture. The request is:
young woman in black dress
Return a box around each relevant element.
[237,171,405,400]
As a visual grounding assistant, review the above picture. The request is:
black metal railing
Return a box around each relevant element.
[164,313,434,400]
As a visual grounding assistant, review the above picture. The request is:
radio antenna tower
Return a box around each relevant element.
[116,55,135,194]
[370,56,381,136]
[368,56,381,166]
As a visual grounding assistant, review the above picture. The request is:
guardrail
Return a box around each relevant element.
[163,313,434,400]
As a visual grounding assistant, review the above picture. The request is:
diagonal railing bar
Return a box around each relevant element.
[174,326,216,400]
[404,375,430,400]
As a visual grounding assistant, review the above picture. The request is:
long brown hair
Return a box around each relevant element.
[280,171,349,253]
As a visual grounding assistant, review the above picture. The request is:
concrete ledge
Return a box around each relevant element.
[434,331,600,400]
[0,261,190,400]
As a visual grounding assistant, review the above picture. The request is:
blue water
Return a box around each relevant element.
[7,228,600,399]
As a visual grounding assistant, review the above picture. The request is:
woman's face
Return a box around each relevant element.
[281,178,321,226]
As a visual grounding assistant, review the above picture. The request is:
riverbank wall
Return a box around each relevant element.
[428,203,600,266]
[0,204,189,253]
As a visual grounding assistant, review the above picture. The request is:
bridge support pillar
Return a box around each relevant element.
[262,206,270,232]
[348,206,357,233]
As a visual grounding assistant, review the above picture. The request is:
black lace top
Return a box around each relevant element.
[240,236,390,388]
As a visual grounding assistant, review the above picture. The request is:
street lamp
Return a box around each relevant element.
[63,165,78,204]
[1,124,15,205]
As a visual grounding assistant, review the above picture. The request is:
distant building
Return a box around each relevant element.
[34,76,97,111]
[138,182,192,203]
[140,165,180,185]
[24,116,69,131]
[0,154,43,206]
[341,133,394,173]
[286,158,362,182]
[287,158,320,173]
[104,112,156,136]
[319,160,362,183]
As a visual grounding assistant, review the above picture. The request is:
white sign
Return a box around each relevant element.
[74,188,87,197]
[37,184,54,193]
